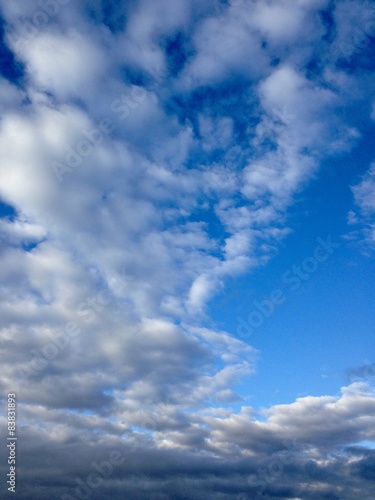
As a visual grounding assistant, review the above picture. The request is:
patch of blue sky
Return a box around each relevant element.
[0,200,17,220]
[0,17,25,83]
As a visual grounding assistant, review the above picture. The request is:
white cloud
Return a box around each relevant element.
[17,30,109,99]
[0,216,45,246]
[179,3,268,89]
[331,0,375,62]
[350,163,375,244]
[241,64,358,207]
[250,0,328,45]
[0,0,374,497]
[0,77,23,111]
[353,163,375,215]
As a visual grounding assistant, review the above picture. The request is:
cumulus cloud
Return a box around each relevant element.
[1,382,375,498]
[0,0,374,498]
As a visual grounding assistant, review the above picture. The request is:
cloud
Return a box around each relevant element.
[350,162,375,245]
[249,0,329,45]
[331,0,375,63]
[244,63,357,203]
[1,383,375,498]
[352,163,375,215]
[179,5,268,89]
[18,30,109,99]
[0,0,374,498]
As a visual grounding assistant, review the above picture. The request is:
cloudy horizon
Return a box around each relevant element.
[0,0,374,498]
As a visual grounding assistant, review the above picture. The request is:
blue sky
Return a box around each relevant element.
[0,1,374,499]
[209,128,375,409]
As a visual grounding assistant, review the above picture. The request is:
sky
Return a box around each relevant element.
[0,0,374,498]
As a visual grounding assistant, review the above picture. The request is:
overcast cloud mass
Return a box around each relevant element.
[0,0,374,498]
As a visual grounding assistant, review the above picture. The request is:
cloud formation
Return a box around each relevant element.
[350,163,375,244]
[0,0,374,498]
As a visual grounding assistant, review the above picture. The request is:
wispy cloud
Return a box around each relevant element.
[349,162,375,246]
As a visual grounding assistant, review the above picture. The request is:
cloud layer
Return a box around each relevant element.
[0,0,374,498]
